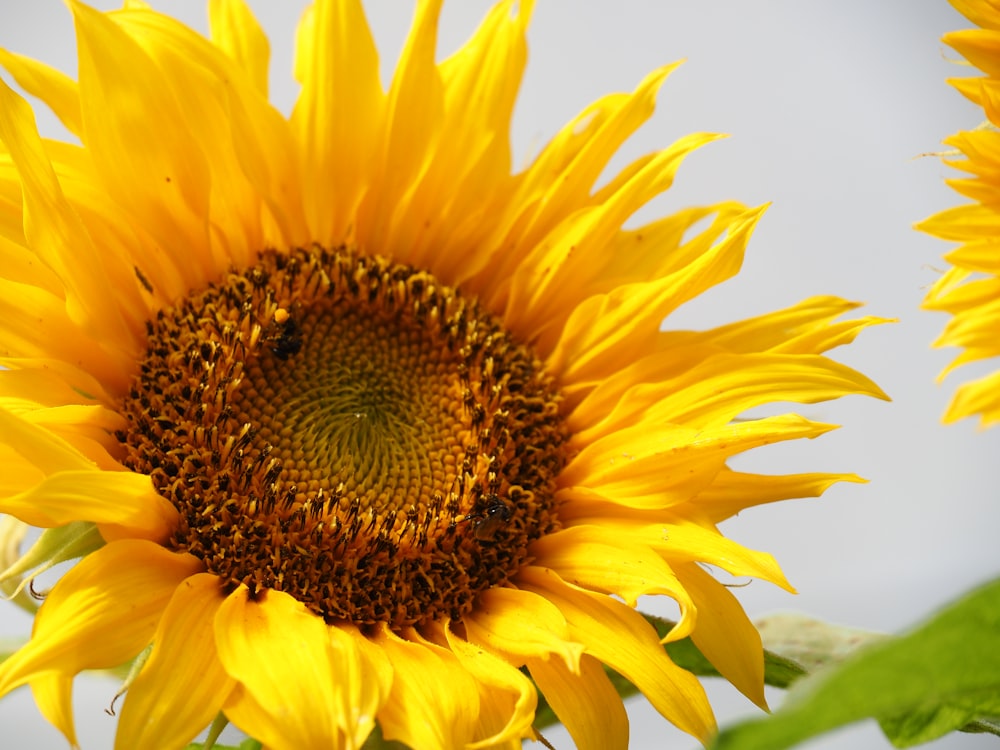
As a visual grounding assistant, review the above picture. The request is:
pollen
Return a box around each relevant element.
[116,247,568,627]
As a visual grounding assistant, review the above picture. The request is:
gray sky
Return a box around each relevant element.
[0,2,997,749]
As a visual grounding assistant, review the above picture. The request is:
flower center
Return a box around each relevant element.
[116,247,568,627]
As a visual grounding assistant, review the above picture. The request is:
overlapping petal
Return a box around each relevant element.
[116,573,233,750]
[920,0,1000,426]
[0,539,201,745]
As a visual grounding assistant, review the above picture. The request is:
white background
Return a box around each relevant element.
[0,2,998,749]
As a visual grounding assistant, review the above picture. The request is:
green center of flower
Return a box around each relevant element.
[116,247,567,627]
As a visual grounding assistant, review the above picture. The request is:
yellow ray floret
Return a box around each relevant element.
[919,0,1000,427]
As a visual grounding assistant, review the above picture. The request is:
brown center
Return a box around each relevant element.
[116,246,568,627]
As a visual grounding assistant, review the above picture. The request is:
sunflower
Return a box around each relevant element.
[919,0,1000,427]
[0,1,887,748]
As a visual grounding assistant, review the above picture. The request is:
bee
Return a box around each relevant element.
[468,495,511,542]
[265,308,302,360]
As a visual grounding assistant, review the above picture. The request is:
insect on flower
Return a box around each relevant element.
[468,495,512,542]
[265,308,303,360]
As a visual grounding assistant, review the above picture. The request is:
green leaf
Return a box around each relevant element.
[184,741,261,750]
[754,613,887,673]
[712,577,1000,750]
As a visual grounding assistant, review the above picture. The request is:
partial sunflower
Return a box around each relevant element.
[919,0,1000,427]
[0,1,887,748]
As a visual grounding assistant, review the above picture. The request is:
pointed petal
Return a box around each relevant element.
[553,515,794,592]
[330,625,394,749]
[291,0,382,243]
[208,0,270,97]
[548,207,762,389]
[216,586,385,750]
[70,1,215,279]
[505,132,724,342]
[1,469,176,542]
[526,653,628,750]
[561,415,839,510]
[519,566,715,743]
[944,367,1000,426]
[475,64,683,294]
[116,573,233,750]
[355,0,444,258]
[0,49,82,136]
[463,586,583,666]
[530,526,695,627]
[0,408,177,540]
[0,77,138,371]
[31,674,78,749]
[676,562,767,710]
[0,279,132,394]
[397,0,531,278]
[572,352,887,444]
[0,540,202,698]
[375,625,479,750]
[110,4,308,258]
[690,469,864,523]
[442,625,537,747]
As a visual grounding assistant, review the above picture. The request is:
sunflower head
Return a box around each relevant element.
[0,1,887,748]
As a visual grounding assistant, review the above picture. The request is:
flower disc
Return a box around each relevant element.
[117,246,567,626]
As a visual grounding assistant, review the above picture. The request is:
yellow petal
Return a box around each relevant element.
[944,368,1000,426]
[103,4,302,266]
[462,585,583,666]
[397,0,531,278]
[216,586,382,750]
[689,469,864,523]
[116,573,234,750]
[442,624,537,748]
[0,404,92,477]
[477,64,681,295]
[505,131,725,343]
[0,408,176,540]
[561,415,839,510]
[0,279,131,393]
[0,78,138,377]
[356,0,444,258]
[208,0,270,97]
[946,27,1000,78]
[657,295,881,357]
[374,625,479,750]
[31,674,78,749]
[0,539,201,698]
[520,565,716,743]
[291,0,382,244]
[1,468,176,542]
[70,1,215,280]
[555,515,794,592]
[526,653,628,750]
[573,352,887,443]
[0,231,63,294]
[548,207,763,390]
[0,49,82,137]
[530,526,695,626]
[675,562,767,710]
[330,625,394,749]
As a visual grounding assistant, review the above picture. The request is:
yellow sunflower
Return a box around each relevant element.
[0,1,888,748]
[919,0,1000,427]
